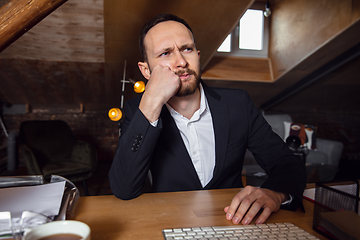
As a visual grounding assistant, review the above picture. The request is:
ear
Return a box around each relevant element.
[197,50,200,59]
[138,61,151,80]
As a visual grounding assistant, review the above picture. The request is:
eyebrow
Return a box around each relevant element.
[179,43,195,50]
[156,42,195,56]
[160,47,173,54]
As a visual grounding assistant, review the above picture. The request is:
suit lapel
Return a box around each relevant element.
[202,83,230,188]
[158,82,230,189]
[160,106,202,187]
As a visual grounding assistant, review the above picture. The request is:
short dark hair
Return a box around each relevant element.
[139,13,194,62]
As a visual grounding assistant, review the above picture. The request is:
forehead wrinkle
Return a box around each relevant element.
[179,42,196,50]
[160,41,194,53]
[144,21,195,57]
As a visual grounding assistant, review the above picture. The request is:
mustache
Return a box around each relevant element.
[175,68,197,77]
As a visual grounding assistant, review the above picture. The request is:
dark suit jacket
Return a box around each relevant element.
[109,81,306,209]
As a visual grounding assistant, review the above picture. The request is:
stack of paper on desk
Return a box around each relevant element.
[0,181,65,237]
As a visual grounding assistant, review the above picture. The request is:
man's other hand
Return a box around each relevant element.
[224,186,288,225]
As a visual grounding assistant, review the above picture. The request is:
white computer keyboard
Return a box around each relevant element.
[162,222,320,239]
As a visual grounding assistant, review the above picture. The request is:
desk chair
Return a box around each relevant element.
[263,114,344,167]
[243,114,344,185]
[19,120,97,195]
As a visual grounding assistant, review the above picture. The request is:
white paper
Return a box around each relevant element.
[303,188,315,201]
[0,181,65,218]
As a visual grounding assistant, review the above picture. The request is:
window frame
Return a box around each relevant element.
[216,3,269,58]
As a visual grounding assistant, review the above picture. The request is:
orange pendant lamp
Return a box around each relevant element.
[108,61,145,122]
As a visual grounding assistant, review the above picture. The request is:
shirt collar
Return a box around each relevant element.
[199,83,210,115]
[166,83,210,119]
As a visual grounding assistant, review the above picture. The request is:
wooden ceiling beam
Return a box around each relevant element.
[0,0,67,52]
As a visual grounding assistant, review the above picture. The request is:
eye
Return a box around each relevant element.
[159,51,169,57]
[183,47,193,53]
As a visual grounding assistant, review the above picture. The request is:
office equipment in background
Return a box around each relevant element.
[313,180,360,240]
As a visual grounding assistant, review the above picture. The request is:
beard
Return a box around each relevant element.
[174,68,201,97]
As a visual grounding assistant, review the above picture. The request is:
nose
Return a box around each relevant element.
[173,50,188,68]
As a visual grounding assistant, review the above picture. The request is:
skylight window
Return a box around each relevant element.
[239,9,264,50]
[217,34,232,52]
[216,4,269,58]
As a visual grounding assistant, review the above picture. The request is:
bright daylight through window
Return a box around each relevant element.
[239,9,263,50]
[217,6,269,58]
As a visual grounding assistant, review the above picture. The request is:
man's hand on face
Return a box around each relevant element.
[146,65,181,104]
[139,64,181,123]
[224,186,288,225]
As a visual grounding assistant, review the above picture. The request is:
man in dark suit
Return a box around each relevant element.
[109,13,306,225]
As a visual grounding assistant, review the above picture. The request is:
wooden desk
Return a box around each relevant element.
[72,188,327,239]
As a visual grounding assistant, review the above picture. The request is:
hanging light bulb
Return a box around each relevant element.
[133,81,145,93]
[108,61,145,122]
[264,7,271,17]
[264,0,271,17]
[108,108,122,121]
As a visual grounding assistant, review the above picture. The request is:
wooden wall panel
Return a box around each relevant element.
[202,56,273,82]
[0,0,104,63]
[0,0,8,7]
[0,0,68,52]
[269,54,360,113]
[352,0,360,22]
[269,0,357,80]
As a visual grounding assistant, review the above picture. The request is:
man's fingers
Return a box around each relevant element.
[232,194,258,224]
[226,187,258,224]
[240,198,264,225]
[255,206,272,224]
[225,189,248,221]
[225,186,284,225]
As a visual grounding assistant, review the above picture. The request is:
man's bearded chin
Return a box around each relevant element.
[175,68,201,97]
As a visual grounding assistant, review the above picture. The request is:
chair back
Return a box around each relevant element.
[19,120,77,166]
[263,114,292,140]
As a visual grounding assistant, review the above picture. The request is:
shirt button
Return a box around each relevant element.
[193,151,197,155]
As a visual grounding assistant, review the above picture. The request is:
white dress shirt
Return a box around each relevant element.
[166,84,215,187]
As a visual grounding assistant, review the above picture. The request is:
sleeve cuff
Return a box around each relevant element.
[281,194,293,205]
[150,119,159,127]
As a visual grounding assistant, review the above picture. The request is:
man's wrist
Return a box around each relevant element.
[139,96,163,123]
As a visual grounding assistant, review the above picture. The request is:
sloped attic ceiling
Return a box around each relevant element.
[0,0,254,110]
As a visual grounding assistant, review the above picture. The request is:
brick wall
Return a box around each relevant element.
[2,108,120,164]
